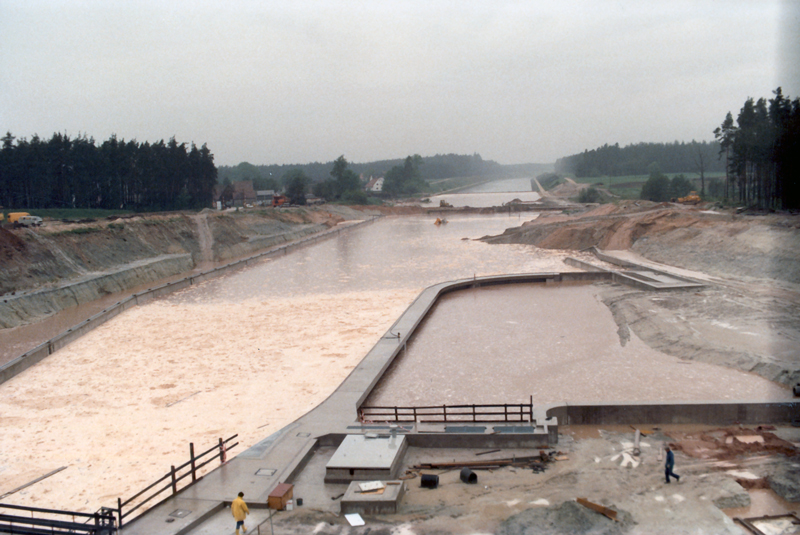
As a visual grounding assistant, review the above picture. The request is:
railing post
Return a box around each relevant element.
[394,406,398,422]
[413,407,417,423]
[118,497,123,529]
[190,442,196,482]
[472,404,476,422]
[171,465,178,495]
[504,404,508,422]
[219,437,227,464]
[530,395,534,422]
[442,404,447,422]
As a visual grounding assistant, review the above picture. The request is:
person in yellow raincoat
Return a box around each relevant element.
[232,491,249,534]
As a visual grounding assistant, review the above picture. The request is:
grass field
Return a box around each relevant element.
[572,172,725,200]
[1,208,135,221]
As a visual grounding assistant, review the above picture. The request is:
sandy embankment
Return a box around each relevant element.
[482,203,800,387]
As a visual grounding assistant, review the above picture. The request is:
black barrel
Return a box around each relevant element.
[420,474,439,489]
[460,468,477,484]
[793,383,800,397]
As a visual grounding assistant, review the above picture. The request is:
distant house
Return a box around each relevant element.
[232,181,257,206]
[365,176,384,192]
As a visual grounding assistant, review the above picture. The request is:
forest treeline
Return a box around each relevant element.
[0,132,217,211]
[714,87,800,209]
[218,153,551,191]
[554,140,724,178]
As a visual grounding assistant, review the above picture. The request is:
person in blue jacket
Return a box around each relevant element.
[665,446,680,483]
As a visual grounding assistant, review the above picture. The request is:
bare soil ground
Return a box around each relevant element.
[253,424,800,535]
[482,201,800,389]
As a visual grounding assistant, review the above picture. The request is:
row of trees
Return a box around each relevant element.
[383,155,426,196]
[0,132,217,211]
[555,141,723,179]
[312,156,366,203]
[271,154,430,205]
[640,163,697,202]
[714,87,800,209]
[218,153,552,188]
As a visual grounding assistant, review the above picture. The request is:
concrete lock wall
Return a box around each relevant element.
[0,217,380,386]
[353,271,798,430]
[545,401,800,426]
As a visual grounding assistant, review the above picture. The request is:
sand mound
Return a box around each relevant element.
[483,205,800,284]
[497,500,633,535]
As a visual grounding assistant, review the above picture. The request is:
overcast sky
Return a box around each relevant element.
[2,1,798,167]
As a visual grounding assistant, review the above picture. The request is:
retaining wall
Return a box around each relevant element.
[546,400,800,426]
[0,218,380,385]
[0,254,194,328]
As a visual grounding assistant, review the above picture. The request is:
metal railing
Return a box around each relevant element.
[115,435,238,528]
[358,401,534,424]
[0,502,116,535]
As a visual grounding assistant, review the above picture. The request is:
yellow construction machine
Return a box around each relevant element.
[676,191,701,204]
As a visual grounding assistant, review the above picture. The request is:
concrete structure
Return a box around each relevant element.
[116,269,798,535]
[325,435,407,483]
[340,480,406,515]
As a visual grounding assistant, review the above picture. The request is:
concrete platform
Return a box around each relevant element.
[325,435,407,483]
[340,480,406,515]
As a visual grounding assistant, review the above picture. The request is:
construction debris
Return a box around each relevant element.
[576,498,619,522]
[411,451,563,472]
[735,513,800,535]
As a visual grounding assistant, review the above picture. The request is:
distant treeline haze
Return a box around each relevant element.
[0,133,217,211]
[554,140,725,178]
[218,153,552,191]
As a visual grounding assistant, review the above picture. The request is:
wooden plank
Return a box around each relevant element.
[577,498,618,522]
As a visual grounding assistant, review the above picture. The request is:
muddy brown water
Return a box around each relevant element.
[3,213,792,407]
[364,282,793,407]
[0,213,552,363]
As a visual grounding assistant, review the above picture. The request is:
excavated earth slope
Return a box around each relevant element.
[0,206,368,328]
[482,202,800,387]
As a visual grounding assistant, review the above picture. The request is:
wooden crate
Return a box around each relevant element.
[268,483,293,510]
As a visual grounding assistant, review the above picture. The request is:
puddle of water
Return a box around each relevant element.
[723,488,799,519]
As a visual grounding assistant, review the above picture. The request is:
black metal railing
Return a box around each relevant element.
[359,401,534,423]
[115,435,238,528]
[0,502,116,535]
